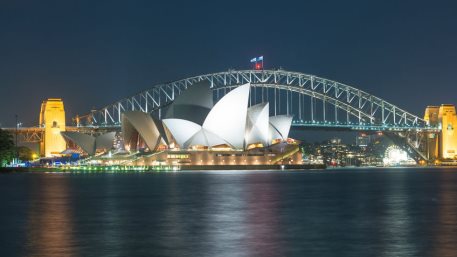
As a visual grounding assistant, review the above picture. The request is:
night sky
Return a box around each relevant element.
[1,0,456,127]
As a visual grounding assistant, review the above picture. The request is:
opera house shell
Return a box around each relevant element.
[61,131,116,156]
[62,80,302,167]
[123,81,294,151]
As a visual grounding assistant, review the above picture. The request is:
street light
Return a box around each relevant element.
[15,114,19,162]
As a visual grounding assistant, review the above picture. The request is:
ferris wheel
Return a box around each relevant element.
[383,145,415,166]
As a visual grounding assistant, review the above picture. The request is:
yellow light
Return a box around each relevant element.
[40,99,66,157]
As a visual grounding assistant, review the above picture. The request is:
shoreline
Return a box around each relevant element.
[3,164,457,173]
[0,164,326,173]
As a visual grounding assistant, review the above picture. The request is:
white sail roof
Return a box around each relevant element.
[184,128,229,148]
[118,83,294,151]
[122,111,165,151]
[163,118,229,149]
[165,80,213,125]
[269,115,293,141]
[95,132,116,150]
[61,131,96,155]
[246,102,270,146]
[61,131,115,155]
[203,83,250,149]
[268,124,282,142]
[162,118,202,148]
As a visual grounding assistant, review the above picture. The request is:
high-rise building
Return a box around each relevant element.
[356,133,369,147]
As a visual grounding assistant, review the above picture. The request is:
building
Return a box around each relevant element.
[39,98,66,157]
[423,104,457,160]
[61,131,116,156]
[356,133,370,147]
[64,81,302,167]
[438,104,457,159]
[424,106,440,160]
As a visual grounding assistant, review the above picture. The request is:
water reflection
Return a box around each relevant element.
[196,172,283,257]
[432,171,457,257]
[155,174,188,255]
[380,171,415,257]
[25,174,77,257]
[7,168,457,257]
[98,175,123,255]
[203,172,250,257]
[246,173,283,257]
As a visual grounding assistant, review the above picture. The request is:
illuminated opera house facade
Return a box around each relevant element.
[62,82,303,168]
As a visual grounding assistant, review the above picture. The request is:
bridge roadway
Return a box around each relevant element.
[1,125,122,143]
[2,121,440,144]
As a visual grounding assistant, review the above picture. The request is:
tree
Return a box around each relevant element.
[17,146,33,161]
[0,129,15,167]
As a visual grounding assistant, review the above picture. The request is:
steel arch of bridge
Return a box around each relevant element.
[77,69,432,131]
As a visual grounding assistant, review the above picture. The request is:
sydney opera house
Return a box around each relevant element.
[61,82,303,168]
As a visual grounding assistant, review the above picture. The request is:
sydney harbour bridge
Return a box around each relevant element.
[6,69,442,162]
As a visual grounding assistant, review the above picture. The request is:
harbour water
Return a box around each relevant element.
[1,168,457,257]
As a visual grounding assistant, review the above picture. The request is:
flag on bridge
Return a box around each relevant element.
[250,56,264,70]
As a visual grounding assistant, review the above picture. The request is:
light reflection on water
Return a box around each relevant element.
[25,174,77,257]
[203,173,249,257]
[1,168,457,257]
[245,174,283,257]
[432,171,457,257]
[380,171,415,257]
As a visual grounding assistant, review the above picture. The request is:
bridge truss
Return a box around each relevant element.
[77,69,431,129]
[76,69,438,161]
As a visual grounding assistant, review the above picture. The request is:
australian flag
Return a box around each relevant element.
[250,56,264,70]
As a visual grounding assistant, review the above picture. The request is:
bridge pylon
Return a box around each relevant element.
[437,105,457,160]
[424,106,440,161]
[39,98,67,157]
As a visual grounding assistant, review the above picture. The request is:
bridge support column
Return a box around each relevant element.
[437,105,457,159]
[39,98,67,157]
[424,106,440,161]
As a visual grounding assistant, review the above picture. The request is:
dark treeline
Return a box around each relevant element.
[0,129,15,167]
[0,129,36,167]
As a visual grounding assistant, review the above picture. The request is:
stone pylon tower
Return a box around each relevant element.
[39,98,66,157]
[424,106,440,160]
[438,104,457,159]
